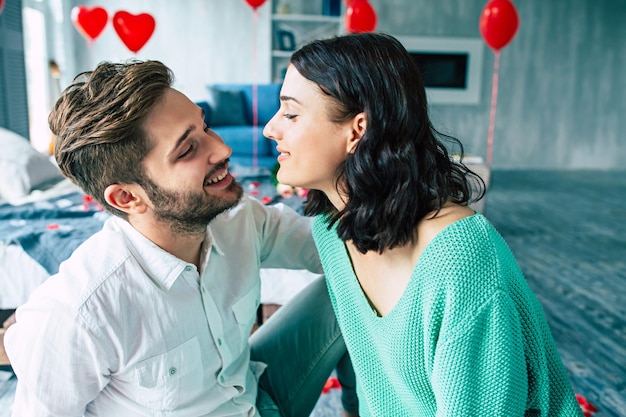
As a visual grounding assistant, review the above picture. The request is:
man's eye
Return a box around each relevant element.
[179,145,194,159]
[203,124,212,132]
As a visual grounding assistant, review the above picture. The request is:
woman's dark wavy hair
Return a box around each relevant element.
[290,32,485,254]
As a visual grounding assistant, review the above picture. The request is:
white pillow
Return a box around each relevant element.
[0,127,63,201]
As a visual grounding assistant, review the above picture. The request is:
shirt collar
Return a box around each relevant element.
[108,217,200,291]
[205,225,224,257]
[205,194,253,258]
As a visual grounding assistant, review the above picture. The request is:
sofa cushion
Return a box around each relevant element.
[196,101,212,128]
[213,83,281,126]
[205,86,248,127]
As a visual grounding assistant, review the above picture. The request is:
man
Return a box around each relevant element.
[4,60,357,417]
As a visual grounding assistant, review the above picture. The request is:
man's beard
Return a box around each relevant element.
[141,176,243,235]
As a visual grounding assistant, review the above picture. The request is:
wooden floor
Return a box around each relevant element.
[483,170,626,417]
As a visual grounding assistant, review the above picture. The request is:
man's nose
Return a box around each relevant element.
[208,135,233,165]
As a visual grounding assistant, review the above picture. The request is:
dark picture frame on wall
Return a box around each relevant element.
[396,36,484,105]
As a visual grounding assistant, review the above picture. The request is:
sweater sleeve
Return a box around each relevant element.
[432,289,529,417]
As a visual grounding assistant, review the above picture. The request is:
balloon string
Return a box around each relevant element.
[252,10,259,171]
[487,50,500,167]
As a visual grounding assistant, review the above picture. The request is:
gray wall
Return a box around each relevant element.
[56,0,625,170]
[370,0,625,170]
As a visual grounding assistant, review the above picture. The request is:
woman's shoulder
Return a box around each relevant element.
[415,206,508,276]
[418,204,477,250]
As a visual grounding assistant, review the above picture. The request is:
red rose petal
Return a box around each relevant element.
[321,377,341,394]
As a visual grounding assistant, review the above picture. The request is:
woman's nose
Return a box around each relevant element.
[263,115,279,141]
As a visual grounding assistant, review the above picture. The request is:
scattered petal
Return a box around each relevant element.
[321,377,341,394]
[576,394,599,416]
[295,187,309,198]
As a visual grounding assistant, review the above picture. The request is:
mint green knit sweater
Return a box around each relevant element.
[313,213,583,417]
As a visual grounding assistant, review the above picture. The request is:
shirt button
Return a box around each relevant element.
[169,367,177,376]
[217,338,222,346]
[220,375,225,383]
[201,286,206,293]
[185,265,192,272]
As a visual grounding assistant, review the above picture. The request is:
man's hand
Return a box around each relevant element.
[0,312,16,366]
[3,312,16,329]
[0,329,9,366]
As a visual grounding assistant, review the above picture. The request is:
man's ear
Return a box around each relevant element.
[103,184,149,215]
[347,112,367,154]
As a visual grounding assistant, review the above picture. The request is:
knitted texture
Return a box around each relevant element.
[313,214,584,417]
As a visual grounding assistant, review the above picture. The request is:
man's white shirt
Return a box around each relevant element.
[5,195,321,416]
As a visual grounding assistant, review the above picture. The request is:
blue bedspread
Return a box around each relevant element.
[0,192,108,274]
[0,168,304,276]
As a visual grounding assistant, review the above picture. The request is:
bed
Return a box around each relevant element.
[0,128,106,310]
[0,180,109,309]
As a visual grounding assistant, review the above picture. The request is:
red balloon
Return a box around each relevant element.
[244,0,268,10]
[71,6,109,42]
[112,11,156,53]
[345,0,377,33]
[0,0,5,15]
[479,0,519,51]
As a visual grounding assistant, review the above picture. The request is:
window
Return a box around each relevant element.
[23,5,51,152]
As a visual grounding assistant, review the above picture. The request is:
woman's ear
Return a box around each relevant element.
[104,184,149,215]
[347,112,367,154]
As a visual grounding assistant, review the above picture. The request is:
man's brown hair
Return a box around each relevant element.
[49,60,173,218]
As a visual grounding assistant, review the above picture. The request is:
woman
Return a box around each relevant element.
[263,33,583,416]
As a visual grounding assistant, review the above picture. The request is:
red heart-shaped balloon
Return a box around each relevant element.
[244,0,267,10]
[71,6,108,42]
[112,11,156,53]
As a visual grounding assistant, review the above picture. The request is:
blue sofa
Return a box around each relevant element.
[196,83,282,170]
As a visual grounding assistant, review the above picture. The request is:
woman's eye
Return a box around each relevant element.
[203,124,212,132]
[283,113,297,120]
